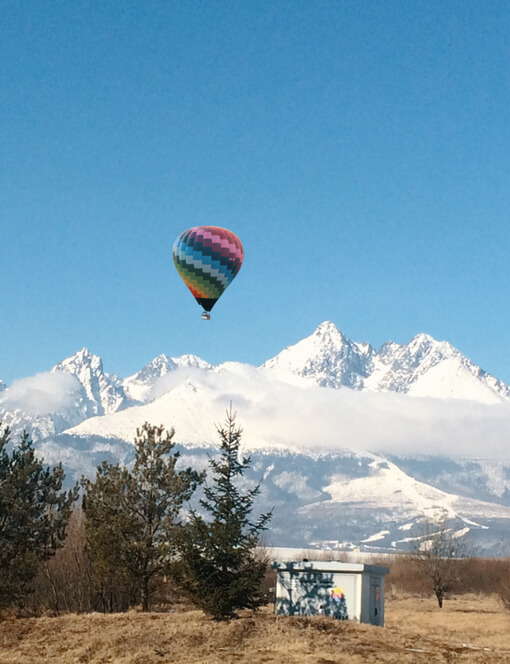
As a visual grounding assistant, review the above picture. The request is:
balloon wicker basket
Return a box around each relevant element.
[201,311,211,320]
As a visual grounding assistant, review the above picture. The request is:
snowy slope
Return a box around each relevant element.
[296,453,510,552]
[36,429,510,553]
[323,456,510,522]
[65,363,290,451]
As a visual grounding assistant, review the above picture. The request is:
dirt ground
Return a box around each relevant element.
[1,594,509,664]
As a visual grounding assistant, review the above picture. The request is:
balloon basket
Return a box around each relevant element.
[201,311,211,320]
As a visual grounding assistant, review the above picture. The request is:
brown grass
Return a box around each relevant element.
[1,594,510,664]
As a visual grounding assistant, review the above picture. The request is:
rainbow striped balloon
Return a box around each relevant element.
[172,226,244,314]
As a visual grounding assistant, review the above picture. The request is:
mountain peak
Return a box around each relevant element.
[51,348,132,417]
[408,332,444,350]
[171,354,213,371]
[405,333,458,363]
[314,320,341,335]
[262,323,374,389]
[310,321,351,349]
[411,332,435,343]
[53,348,103,374]
[260,325,510,403]
[126,355,177,386]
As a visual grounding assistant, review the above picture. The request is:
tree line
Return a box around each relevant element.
[0,408,272,620]
[4,410,510,619]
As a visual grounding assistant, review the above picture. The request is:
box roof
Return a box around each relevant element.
[272,560,390,575]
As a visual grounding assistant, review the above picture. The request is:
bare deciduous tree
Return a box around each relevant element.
[410,519,469,608]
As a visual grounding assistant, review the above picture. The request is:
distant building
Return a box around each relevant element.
[272,560,390,626]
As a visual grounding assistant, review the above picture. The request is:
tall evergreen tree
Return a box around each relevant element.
[0,426,78,609]
[81,462,137,612]
[177,408,272,620]
[82,422,203,611]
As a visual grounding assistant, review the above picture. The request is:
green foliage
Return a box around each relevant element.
[177,408,272,620]
[82,422,203,611]
[0,426,78,609]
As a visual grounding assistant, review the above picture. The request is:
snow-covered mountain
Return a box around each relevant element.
[52,348,133,416]
[0,349,134,441]
[0,350,212,440]
[2,322,508,442]
[262,322,375,389]
[122,353,212,402]
[262,321,510,403]
[2,321,510,553]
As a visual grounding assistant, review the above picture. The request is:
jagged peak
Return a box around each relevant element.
[52,348,104,373]
[124,353,212,389]
[70,347,96,360]
[315,320,340,333]
[309,323,375,360]
[145,353,174,367]
[171,354,213,370]
[406,333,457,357]
[379,339,401,353]
[128,355,177,383]
[313,321,346,342]
[409,332,436,345]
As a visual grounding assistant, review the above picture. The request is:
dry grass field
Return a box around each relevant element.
[1,594,509,664]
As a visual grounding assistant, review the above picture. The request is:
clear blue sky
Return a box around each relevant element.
[1,0,509,384]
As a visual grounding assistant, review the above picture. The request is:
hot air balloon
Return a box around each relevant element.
[172,226,244,319]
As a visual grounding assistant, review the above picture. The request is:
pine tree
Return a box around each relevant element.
[0,426,78,609]
[81,462,137,611]
[82,422,203,611]
[178,407,272,620]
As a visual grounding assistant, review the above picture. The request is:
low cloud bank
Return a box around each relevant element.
[4,363,510,462]
[0,372,81,416]
[151,364,510,460]
[243,385,510,460]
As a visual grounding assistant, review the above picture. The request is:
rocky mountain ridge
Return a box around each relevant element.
[263,322,510,402]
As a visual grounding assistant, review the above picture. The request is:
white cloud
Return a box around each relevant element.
[152,364,510,461]
[0,372,81,416]
[245,384,510,460]
[149,367,207,400]
[63,362,510,462]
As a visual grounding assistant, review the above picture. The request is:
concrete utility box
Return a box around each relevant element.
[272,561,390,626]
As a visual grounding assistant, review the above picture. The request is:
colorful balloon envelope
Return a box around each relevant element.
[172,226,244,318]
